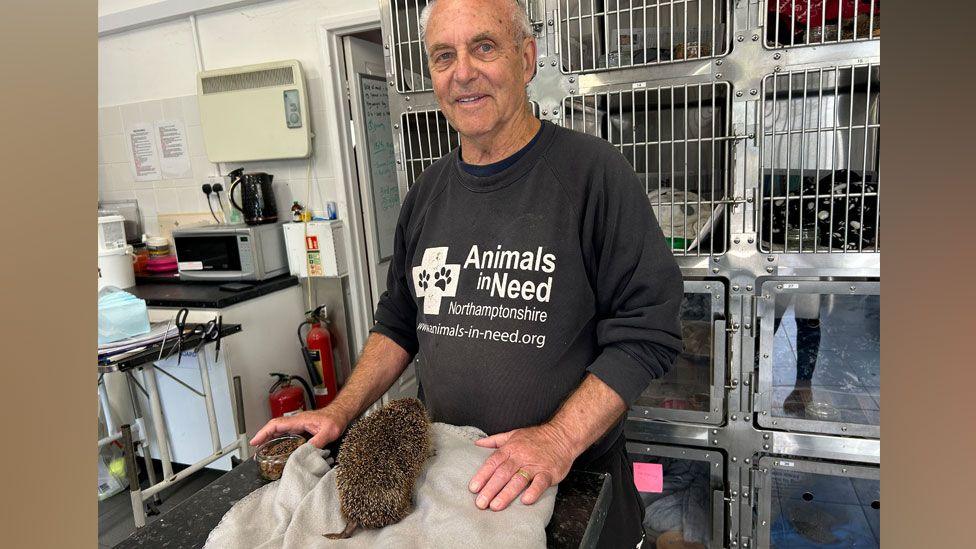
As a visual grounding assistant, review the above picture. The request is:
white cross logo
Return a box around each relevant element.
[412,247,460,315]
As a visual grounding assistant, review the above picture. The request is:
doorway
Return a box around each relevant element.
[342,31,396,316]
[322,17,418,401]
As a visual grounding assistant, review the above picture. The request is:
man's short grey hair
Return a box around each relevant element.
[418,0,534,48]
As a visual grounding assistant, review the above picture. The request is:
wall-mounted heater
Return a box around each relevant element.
[197,59,312,162]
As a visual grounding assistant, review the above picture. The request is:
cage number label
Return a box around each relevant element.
[778,460,795,467]
[633,462,663,493]
[782,283,799,289]
[632,82,647,89]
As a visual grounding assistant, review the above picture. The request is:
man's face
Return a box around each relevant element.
[424,0,536,140]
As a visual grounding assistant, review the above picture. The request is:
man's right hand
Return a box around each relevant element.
[249,406,349,449]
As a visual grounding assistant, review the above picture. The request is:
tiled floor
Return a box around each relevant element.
[98,460,223,548]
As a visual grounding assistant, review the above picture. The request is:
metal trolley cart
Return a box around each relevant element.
[97,322,250,528]
[377,1,881,546]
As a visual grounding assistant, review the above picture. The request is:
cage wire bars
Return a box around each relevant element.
[379,1,880,547]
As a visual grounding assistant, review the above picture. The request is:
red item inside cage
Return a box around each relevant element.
[769,0,879,26]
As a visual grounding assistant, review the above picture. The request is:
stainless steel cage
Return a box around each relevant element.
[752,456,879,548]
[632,280,726,425]
[626,442,726,549]
[399,102,540,188]
[563,81,732,256]
[378,0,881,545]
[400,109,460,187]
[764,0,880,49]
[557,0,731,73]
[754,279,880,438]
[390,0,430,93]
[759,64,880,253]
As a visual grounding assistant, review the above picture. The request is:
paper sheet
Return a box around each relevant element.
[154,119,192,179]
[126,122,161,181]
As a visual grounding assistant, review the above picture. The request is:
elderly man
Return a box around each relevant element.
[251,0,683,546]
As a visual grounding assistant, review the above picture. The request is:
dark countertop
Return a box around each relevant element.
[113,458,610,549]
[126,274,299,309]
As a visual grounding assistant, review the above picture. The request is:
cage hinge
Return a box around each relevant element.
[749,464,766,506]
[750,294,767,337]
[752,389,768,413]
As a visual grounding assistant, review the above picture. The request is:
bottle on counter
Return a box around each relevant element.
[291,201,304,223]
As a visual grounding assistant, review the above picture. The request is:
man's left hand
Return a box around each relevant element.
[468,424,577,511]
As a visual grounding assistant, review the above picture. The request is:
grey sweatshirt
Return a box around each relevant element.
[371,119,683,458]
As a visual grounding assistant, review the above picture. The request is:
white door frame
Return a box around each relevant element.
[315,9,383,359]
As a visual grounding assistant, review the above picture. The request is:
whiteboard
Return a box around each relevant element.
[359,75,401,261]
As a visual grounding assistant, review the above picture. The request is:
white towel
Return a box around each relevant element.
[205,423,557,549]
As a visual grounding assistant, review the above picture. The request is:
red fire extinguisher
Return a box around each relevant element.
[299,306,338,409]
[268,373,315,418]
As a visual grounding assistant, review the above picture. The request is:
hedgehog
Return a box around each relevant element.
[324,398,432,539]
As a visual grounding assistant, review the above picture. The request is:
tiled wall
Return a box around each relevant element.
[97,82,337,237]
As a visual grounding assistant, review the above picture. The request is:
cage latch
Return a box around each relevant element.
[725,320,737,391]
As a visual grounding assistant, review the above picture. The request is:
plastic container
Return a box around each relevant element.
[98,404,128,500]
[98,245,136,290]
[145,236,172,257]
[133,246,149,275]
[255,434,306,481]
[146,255,178,273]
[98,215,127,251]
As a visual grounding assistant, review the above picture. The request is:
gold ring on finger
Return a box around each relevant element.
[516,469,532,482]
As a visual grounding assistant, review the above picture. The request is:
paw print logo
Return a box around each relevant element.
[417,270,431,291]
[412,247,459,314]
[433,267,452,291]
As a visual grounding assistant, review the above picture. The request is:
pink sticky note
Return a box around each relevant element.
[633,462,663,493]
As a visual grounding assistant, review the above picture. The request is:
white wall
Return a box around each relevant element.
[99,0,168,17]
[98,0,379,235]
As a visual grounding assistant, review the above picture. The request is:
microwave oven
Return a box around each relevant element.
[173,223,288,281]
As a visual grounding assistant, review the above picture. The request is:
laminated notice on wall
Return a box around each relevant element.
[154,120,192,179]
[126,123,161,182]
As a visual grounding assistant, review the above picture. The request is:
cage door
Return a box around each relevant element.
[754,279,880,438]
[631,279,726,425]
[626,442,726,548]
[754,456,879,549]
[758,64,881,254]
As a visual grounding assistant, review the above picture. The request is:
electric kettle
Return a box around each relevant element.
[229,170,279,225]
